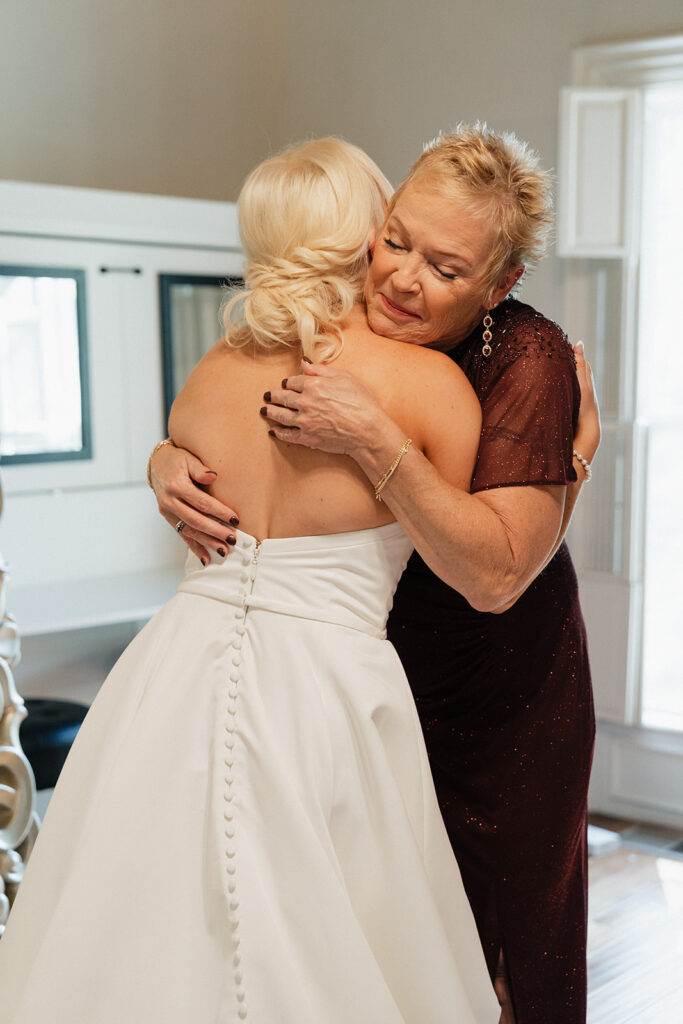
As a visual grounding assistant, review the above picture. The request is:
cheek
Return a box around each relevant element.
[439,291,486,343]
[368,250,391,287]
[424,288,459,329]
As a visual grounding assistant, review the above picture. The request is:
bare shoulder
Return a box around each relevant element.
[346,334,481,484]
[389,342,480,430]
[168,339,228,435]
[353,332,476,404]
[401,341,474,393]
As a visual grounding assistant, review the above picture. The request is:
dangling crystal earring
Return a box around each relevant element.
[482,311,493,357]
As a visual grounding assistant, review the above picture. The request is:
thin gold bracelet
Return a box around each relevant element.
[374,439,412,501]
[146,438,175,488]
[573,449,592,482]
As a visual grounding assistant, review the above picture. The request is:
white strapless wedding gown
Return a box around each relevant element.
[0,524,498,1023]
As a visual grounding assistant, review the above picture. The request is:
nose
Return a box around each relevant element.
[390,252,422,294]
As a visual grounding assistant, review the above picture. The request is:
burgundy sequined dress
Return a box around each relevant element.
[387,300,595,1024]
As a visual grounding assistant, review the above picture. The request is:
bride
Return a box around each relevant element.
[0,139,498,1023]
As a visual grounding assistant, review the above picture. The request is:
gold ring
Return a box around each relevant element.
[175,520,185,534]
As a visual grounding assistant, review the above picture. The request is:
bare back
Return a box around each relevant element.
[169,306,481,540]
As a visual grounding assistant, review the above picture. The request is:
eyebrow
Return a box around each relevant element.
[388,213,475,271]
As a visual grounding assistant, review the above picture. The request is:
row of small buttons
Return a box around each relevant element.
[223,542,260,1020]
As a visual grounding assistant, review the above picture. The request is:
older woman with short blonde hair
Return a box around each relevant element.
[152,125,600,1024]
[392,128,554,296]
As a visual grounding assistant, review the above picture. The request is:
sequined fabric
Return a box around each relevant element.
[387,300,595,1024]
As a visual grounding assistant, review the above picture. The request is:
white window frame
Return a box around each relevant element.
[560,34,683,828]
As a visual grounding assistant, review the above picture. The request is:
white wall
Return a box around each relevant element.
[3,0,683,320]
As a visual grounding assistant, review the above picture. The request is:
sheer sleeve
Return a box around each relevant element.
[470,315,579,494]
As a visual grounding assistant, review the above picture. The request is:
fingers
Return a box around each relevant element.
[160,512,210,563]
[573,341,595,392]
[168,483,239,531]
[301,359,341,378]
[161,501,238,546]
[573,339,601,461]
[268,361,346,399]
[152,447,238,527]
[279,374,306,394]
[266,424,307,446]
[161,510,237,560]
[185,537,212,565]
[574,342,594,380]
[573,341,586,373]
[264,370,327,414]
[185,450,218,482]
[184,526,236,560]
[190,465,218,486]
[261,403,301,429]
[262,387,300,411]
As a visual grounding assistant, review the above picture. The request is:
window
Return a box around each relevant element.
[0,266,91,465]
[159,274,243,424]
[560,33,683,825]
[638,84,683,731]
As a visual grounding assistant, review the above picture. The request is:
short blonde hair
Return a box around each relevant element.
[394,124,553,298]
[223,138,393,361]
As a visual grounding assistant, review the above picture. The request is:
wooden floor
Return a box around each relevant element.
[587,821,683,1023]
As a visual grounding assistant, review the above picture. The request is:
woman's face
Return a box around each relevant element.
[364,183,512,351]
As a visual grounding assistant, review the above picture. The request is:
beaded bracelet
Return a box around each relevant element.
[374,439,413,501]
[573,449,592,481]
[146,438,175,488]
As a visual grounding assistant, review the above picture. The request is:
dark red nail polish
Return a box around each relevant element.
[263,391,271,402]
[281,378,288,388]
[227,535,237,546]
[200,557,207,567]
[260,407,267,416]
[218,547,226,557]
[229,516,239,527]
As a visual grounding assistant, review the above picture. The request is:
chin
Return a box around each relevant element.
[366,305,394,339]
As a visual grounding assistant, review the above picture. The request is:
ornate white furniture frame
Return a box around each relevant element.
[0,475,39,935]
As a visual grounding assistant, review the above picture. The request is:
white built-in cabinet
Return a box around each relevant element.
[0,181,241,659]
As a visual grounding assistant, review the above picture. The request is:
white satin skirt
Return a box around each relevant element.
[0,524,498,1023]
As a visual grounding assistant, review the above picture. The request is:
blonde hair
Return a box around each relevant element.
[223,138,393,361]
[394,123,553,298]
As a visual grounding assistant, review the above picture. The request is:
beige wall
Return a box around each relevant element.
[2,0,683,318]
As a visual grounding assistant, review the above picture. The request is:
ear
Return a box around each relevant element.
[368,227,377,258]
[488,265,524,308]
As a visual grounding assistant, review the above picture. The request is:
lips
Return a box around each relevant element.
[379,292,421,320]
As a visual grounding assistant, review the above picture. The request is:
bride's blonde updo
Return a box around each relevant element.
[223,138,393,362]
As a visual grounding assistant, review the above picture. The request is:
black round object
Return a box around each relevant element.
[19,698,89,790]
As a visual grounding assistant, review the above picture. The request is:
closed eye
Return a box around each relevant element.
[384,238,405,251]
[434,265,457,280]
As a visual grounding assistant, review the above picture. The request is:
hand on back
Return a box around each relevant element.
[149,440,240,564]
[573,341,601,463]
